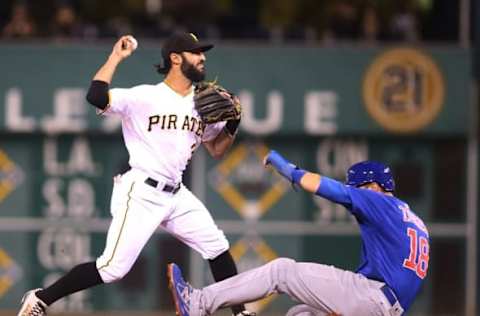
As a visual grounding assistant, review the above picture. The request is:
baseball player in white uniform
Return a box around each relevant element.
[17,32,250,316]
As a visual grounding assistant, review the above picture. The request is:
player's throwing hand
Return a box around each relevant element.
[111,35,137,60]
[17,32,252,316]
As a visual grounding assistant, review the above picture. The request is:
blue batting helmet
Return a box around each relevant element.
[345,161,395,192]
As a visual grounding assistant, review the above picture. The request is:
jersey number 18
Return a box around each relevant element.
[403,227,430,279]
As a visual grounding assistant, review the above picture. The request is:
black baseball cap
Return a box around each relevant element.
[156,32,214,74]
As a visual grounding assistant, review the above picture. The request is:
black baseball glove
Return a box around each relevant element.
[194,81,241,124]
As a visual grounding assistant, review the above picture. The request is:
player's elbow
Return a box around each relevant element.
[212,143,231,159]
[209,149,225,160]
[204,141,228,160]
[86,80,109,110]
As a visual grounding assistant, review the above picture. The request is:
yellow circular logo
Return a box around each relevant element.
[362,48,445,133]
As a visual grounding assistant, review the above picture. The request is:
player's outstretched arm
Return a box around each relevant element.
[93,35,136,84]
[87,35,137,110]
[263,150,319,193]
[264,150,351,206]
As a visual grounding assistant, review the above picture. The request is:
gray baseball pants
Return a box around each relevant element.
[189,258,403,316]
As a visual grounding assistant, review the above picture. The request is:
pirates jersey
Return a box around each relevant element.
[102,82,225,183]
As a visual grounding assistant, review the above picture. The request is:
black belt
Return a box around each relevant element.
[145,177,180,194]
[381,285,399,307]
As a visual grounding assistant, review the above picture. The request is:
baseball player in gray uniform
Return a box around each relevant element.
[17,32,251,316]
[167,151,430,316]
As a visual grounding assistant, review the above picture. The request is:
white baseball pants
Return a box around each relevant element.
[96,169,229,283]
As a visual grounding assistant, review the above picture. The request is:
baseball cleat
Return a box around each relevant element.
[168,263,192,316]
[17,288,47,316]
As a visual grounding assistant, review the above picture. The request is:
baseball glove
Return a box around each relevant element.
[194,81,241,124]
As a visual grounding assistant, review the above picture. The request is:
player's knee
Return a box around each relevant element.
[97,262,131,283]
[270,257,296,269]
[98,266,128,283]
[269,257,296,283]
[285,304,319,316]
[203,237,230,260]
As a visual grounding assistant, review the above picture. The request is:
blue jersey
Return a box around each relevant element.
[318,177,430,311]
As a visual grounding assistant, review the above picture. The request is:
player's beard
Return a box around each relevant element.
[181,59,206,83]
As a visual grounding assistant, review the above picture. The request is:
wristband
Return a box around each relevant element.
[266,150,306,184]
[292,168,306,184]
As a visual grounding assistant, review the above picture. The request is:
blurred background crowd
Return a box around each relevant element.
[0,0,469,44]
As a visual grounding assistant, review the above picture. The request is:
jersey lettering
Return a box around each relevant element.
[167,114,177,129]
[403,227,430,279]
[189,117,197,132]
[147,114,205,137]
[161,115,167,129]
[182,116,190,130]
[400,204,428,235]
[148,115,160,131]
[195,120,205,136]
[148,114,169,131]
[108,83,225,183]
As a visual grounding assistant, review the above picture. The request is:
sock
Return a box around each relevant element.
[209,251,246,315]
[36,261,104,306]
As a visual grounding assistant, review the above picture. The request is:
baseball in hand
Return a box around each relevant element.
[125,35,138,51]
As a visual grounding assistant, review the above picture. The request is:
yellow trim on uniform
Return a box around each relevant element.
[98,182,135,270]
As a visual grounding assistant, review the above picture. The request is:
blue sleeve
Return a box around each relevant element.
[316,177,395,223]
[315,176,352,207]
